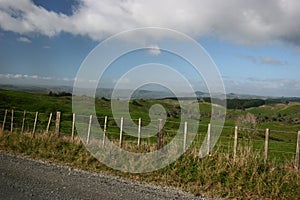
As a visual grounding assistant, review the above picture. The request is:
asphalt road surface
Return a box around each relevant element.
[0,152,208,200]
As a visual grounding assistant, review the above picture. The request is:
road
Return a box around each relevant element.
[0,153,207,200]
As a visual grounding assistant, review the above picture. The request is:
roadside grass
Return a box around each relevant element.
[0,131,299,199]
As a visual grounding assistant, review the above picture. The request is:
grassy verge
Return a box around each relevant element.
[0,131,299,199]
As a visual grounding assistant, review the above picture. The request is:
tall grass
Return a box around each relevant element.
[0,131,299,199]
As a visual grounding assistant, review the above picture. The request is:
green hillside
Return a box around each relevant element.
[0,89,299,159]
[1,89,300,199]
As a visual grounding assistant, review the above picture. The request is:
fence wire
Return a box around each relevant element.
[0,109,299,163]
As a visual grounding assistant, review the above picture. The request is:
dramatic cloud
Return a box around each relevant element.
[1,0,300,46]
[17,36,31,43]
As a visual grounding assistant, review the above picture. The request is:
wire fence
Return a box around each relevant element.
[1,108,300,168]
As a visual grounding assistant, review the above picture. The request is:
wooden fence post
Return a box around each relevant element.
[10,109,14,133]
[21,111,26,134]
[183,121,188,151]
[71,113,75,143]
[119,117,124,148]
[233,126,238,161]
[46,113,52,134]
[157,119,163,150]
[137,118,141,147]
[87,115,92,145]
[32,112,38,136]
[207,123,211,155]
[102,116,107,147]
[55,111,61,137]
[2,109,7,132]
[295,131,300,170]
[264,128,270,164]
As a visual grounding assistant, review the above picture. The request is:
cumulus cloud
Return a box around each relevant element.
[17,36,31,43]
[0,0,300,46]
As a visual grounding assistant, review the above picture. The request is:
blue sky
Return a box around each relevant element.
[0,0,300,97]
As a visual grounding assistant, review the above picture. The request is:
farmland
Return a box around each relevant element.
[0,88,300,199]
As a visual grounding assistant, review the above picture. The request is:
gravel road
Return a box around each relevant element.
[0,152,208,200]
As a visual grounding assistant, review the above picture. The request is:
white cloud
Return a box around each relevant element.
[260,57,288,65]
[17,36,31,43]
[0,73,78,86]
[63,77,74,82]
[224,77,300,97]
[13,74,22,78]
[147,45,161,56]
[112,77,130,84]
[1,0,300,46]
[88,79,97,83]
[0,73,53,80]
[245,55,288,66]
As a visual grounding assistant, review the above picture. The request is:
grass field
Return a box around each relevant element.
[0,89,299,159]
[0,89,300,199]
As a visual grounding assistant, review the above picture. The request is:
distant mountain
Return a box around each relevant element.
[95,88,176,99]
[0,84,72,94]
[0,84,299,102]
[226,93,270,99]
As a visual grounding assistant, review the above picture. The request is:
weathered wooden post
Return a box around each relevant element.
[32,112,38,136]
[87,115,92,145]
[137,118,141,147]
[233,126,238,161]
[1,109,7,132]
[183,121,188,151]
[157,119,163,150]
[119,117,124,148]
[102,116,107,147]
[10,109,14,133]
[264,128,270,164]
[46,112,52,134]
[71,113,75,143]
[295,131,300,170]
[55,111,61,137]
[207,123,211,155]
[21,111,26,134]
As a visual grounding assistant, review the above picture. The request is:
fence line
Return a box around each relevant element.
[0,108,300,168]
[0,109,298,136]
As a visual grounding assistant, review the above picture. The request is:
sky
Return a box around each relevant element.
[0,0,300,97]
